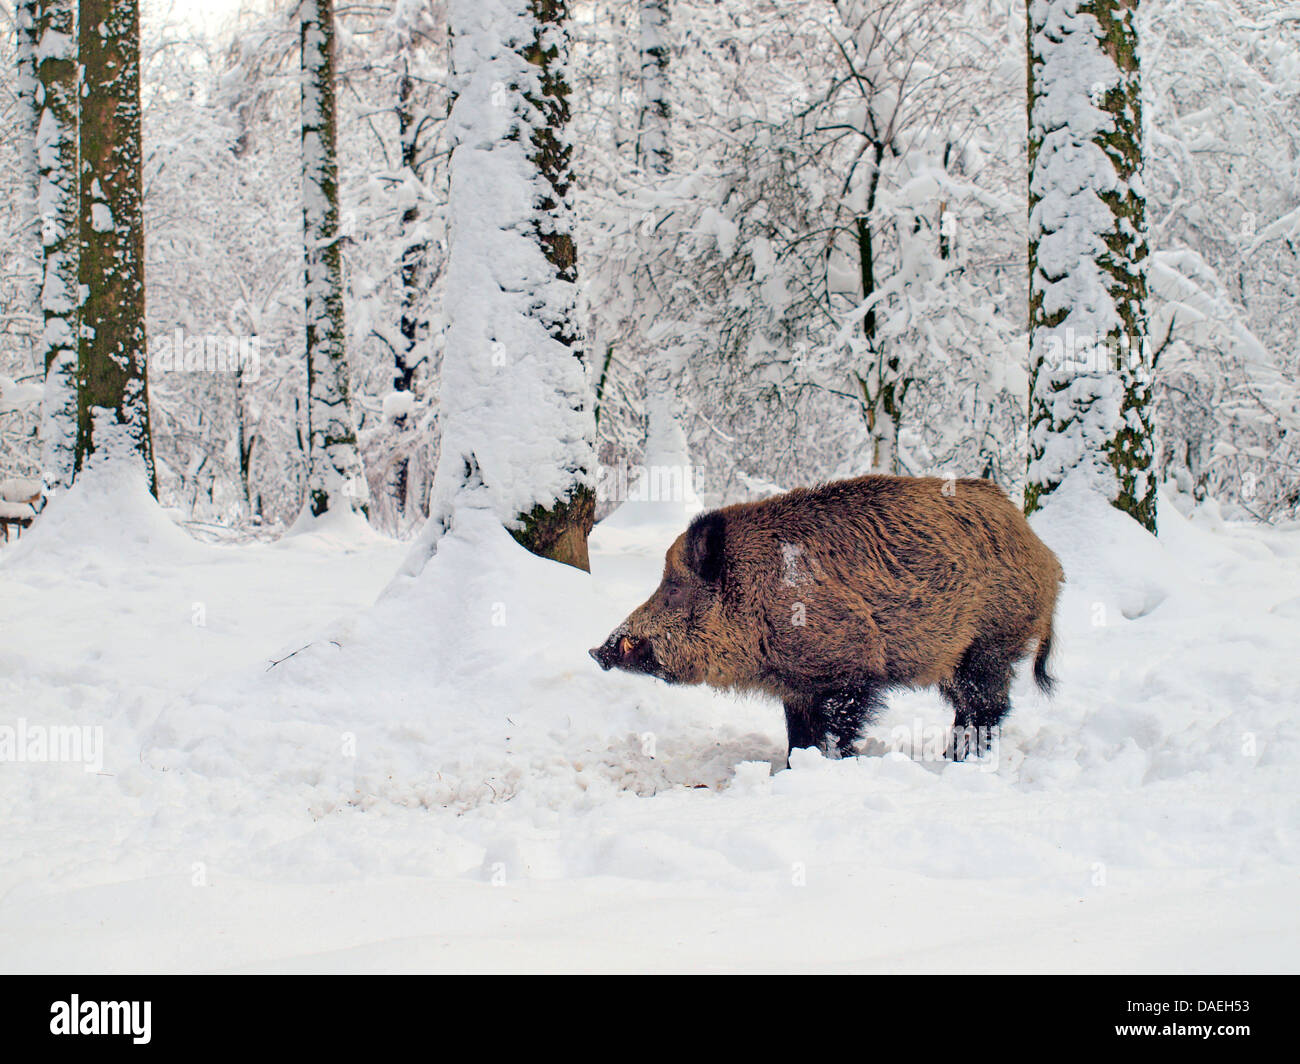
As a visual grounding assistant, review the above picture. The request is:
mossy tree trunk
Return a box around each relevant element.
[512,0,595,569]
[76,0,156,492]
[1026,0,1156,531]
[435,0,596,572]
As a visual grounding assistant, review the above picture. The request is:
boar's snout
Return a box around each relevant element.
[589,628,661,677]
[588,640,618,670]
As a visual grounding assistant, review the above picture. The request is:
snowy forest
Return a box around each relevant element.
[1,0,1296,532]
[0,0,1297,974]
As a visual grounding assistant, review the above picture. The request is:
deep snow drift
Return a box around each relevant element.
[0,468,1297,972]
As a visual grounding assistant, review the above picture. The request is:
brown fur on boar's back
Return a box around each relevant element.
[591,474,1064,763]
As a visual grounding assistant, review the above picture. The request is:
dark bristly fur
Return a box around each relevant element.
[590,474,1064,765]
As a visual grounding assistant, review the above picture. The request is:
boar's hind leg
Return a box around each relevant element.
[940,641,1014,761]
[783,687,882,767]
[819,688,883,758]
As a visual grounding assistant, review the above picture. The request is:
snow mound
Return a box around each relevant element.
[142,501,778,814]
[0,463,205,569]
[596,408,704,535]
[1022,480,1300,788]
[1030,475,1183,623]
[284,496,392,548]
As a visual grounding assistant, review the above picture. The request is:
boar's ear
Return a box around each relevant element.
[684,511,726,584]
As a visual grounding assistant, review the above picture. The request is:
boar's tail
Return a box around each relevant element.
[1033,621,1056,696]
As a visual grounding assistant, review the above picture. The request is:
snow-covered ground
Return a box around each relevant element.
[1,470,1297,973]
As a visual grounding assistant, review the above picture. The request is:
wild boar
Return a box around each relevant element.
[590,474,1063,764]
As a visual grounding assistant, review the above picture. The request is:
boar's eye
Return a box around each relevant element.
[662,580,686,607]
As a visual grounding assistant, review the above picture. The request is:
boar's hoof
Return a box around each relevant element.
[947,723,997,762]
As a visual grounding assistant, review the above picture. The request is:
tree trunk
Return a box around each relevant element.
[16,1,39,308]
[34,0,79,494]
[1025,0,1156,531]
[389,61,427,521]
[76,0,155,491]
[235,357,258,520]
[852,146,904,475]
[434,0,596,571]
[637,0,671,176]
[636,0,684,498]
[299,0,367,520]
[510,0,594,567]
[609,3,628,157]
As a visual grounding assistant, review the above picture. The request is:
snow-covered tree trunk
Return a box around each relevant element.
[15,1,39,298]
[851,146,906,476]
[1025,0,1156,531]
[636,0,687,498]
[389,61,427,521]
[434,0,595,570]
[76,0,156,491]
[34,0,79,494]
[827,3,911,476]
[608,3,630,158]
[637,0,671,176]
[299,0,367,520]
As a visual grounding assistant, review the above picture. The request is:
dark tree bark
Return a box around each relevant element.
[76,0,155,491]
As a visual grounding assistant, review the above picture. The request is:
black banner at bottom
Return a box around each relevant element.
[0,975,1289,1052]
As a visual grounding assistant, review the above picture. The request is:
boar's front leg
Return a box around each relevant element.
[783,687,882,767]
[783,695,820,765]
